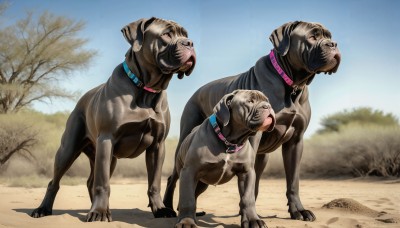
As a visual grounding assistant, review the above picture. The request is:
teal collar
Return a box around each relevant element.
[122,61,161,93]
[209,114,244,153]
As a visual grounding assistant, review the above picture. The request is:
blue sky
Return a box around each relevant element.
[3,0,400,138]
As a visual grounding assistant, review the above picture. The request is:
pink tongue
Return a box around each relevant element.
[179,60,193,71]
[263,117,272,127]
[258,117,272,131]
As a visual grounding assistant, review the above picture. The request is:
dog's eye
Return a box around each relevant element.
[310,31,322,41]
[247,99,254,104]
[161,32,172,39]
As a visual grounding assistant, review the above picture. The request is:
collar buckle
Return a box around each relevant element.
[291,85,299,95]
[226,146,238,154]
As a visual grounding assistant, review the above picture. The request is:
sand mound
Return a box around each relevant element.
[322,198,383,217]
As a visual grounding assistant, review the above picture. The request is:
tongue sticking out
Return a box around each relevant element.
[259,115,275,132]
[258,117,272,132]
[177,56,195,79]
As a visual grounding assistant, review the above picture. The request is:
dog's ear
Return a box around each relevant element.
[213,91,236,126]
[121,17,156,52]
[269,21,301,56]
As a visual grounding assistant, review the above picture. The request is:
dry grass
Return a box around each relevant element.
[302,124,400,178]
[0,110,179,187]
[0,111,399,188]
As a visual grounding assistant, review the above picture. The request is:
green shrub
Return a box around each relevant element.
[318,107,398,134]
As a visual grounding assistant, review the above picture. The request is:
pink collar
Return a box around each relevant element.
[269,50,294,87]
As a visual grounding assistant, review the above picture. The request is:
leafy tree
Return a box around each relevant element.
[0,7,96,113]
[318,107,399,134]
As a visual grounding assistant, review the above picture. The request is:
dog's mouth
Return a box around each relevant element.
[249,110,276,132]
[326,52,341,74]
[309,40,341,75]
[258,114,276,132]
[311,50,341,75]
[158,44,196,78]
[177,54,196,79]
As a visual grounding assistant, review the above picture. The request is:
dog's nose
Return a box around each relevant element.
[181,39,193,48]
[261,103,271,110]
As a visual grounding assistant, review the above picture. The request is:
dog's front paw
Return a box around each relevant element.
[86,209,112,222]
[154,207,177,218]
[241,219,267,228]
[31,207,52,218]
[175,217,197,228]
[289,209,316,221]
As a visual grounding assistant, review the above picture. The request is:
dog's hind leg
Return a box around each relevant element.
[254,153,269,200]
[146,142,177,218]
[163,102,205,215]
[163,167,179,212]
[31,110,87,218]
[83,145,95,203]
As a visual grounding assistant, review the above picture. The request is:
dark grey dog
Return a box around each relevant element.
[31,17,196,222]
[164,21,341,221]
[175,90,275,228]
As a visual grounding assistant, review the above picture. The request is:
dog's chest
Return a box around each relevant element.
[199,153,248,186]
[260,91,310,152]
[112,108,168,158]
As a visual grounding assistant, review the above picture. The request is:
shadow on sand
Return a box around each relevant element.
[14,208,246,227]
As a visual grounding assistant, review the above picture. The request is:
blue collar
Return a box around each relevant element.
[122,61,160,93]
[209,114,244,153]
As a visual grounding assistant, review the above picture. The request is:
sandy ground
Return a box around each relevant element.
[0,178,399,228]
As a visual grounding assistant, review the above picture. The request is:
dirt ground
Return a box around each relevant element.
[0,178,399,228]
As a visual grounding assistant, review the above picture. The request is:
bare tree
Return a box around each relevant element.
[0,8,97,113]
[0,122,37,167]
[0,2,7,16]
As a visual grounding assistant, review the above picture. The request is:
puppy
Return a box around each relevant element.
[174,90,276,228]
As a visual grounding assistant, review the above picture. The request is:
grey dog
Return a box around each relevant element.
[175,90,275,228]
[164,21,341,221]
[31,17,196,222]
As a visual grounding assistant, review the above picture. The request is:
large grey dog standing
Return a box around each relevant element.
[164,21,341,221]
[175,90,276,228]
[31,17,196,222]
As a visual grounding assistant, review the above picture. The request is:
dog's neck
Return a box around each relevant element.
[125,50,174,92]
[122,61,160,93]
[271,49,315,91]
[222,124,254,145]
[210,114,255,152]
